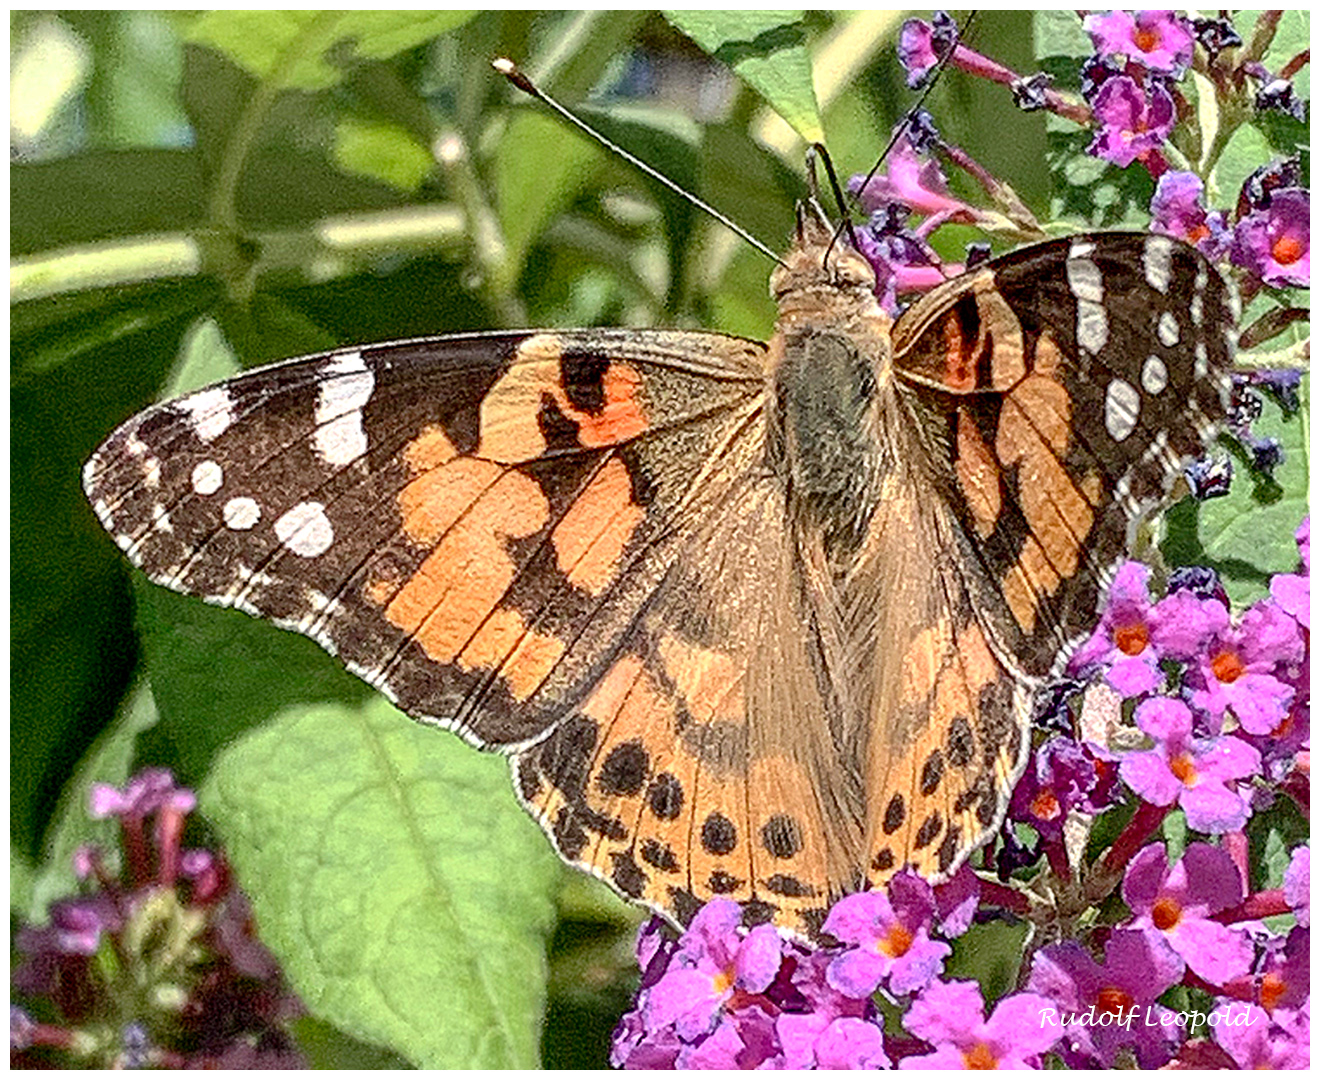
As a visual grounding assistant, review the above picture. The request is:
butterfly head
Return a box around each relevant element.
[770,200,888,332]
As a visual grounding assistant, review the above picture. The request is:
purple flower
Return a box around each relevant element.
[901,979,1060,1068]
[1230,187,1310,286]
[933,864,980,938]
[12,768,305,1068]
[1119,697,1261,833]
[1122,842,1254,986]
[1149,586,1231,662]
[1088,75,1176,167]
[1011,737,1120,839]
[643,899,782,1040]
[778,1013,890,1069]
[896,13,958,88]
[1150,170,1230,257]
[1084,10,1195,75]
[1258,925,1309,1014]
[13,894,124,997]
[1027,930,1184,1067]
[1188,600,1300,735]
[822,875,950,997]
[1284,845,1309,927]
[1211,1000,1310,1068]
[1271,516,1310,631]
[851,136,977,223]
[674,1013,744,1068]
[1069,561,1163,695]
[89,767,194,819]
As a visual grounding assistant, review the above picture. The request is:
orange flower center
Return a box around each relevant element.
[1211,649,1246,683]
[1031,789,1062,822]
[1169,752,1198,786]
[711,968,734,994]
[1134,27,1160,53]
[1114,621,1150,656]
[1187,222,1210,244]
[1096,986,1135,1018]
[962,1042,999,1069]
[880,924,914,958]
[1260,971,1286,1012]
[1272,234,1304,266]
[1152,895,1182,931]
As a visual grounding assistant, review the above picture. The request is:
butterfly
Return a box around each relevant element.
[83,201,1235,938]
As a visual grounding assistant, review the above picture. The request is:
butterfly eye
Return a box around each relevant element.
[831,249,875,289]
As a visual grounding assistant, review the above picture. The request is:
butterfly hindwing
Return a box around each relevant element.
[513,469,843,931]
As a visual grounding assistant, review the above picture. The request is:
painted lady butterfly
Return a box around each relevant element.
[83,200,1235,936]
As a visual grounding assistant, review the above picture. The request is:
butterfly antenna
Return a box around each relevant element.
[493,58,786,268]
[807,143,861,253]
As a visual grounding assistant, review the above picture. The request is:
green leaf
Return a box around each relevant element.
[1033,9,1092,62]
[11,300,193,855]
[665,10,823,143]
[494,110,603,275]
[201,696,559,1069]
[1198,376,1309,606]
[334,117,435,193]
[946,919,1031,1004]
[185,11,477,92]
[1211,122,1272,209]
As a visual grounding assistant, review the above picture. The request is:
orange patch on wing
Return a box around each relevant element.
[403,424,459,473]
[940,312,974,391]
[995,359,1098,627]
[955,410,1001,538]
[974,281,1027,390]
[459,607,564,702]
[580,363,647,447]
[1000,535,1060,635]
[552,457,645,595]
[385,465,550,687]
[657,632,746,724]
[581,653,670,729]
[477,337,648,462]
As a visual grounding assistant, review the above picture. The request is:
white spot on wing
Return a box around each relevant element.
[274,501,334,557]
[143,458,161,489]
[178,386,236,443]
[151,503,173,533]
[313,351,375,467]
[1066,254,1104,303]
[223,496,261,530]
[1141,355,1168,395]
[191,459,224,496]
[1194,341,1208,379]
[1104,378,1141,442]
[1143,235,1173,292]
[1157,311,1180,347]
[1066,254,1108,353]
[1077,300,1109,353]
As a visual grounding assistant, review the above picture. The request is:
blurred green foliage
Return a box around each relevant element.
[10,9,1307,1068]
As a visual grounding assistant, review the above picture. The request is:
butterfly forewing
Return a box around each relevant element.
[890,233,1235,678]
[84,328,765,747]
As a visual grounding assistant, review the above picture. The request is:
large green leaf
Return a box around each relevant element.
[184,11,477,92]
[665,10,823,143]
[201,697,559,1068]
